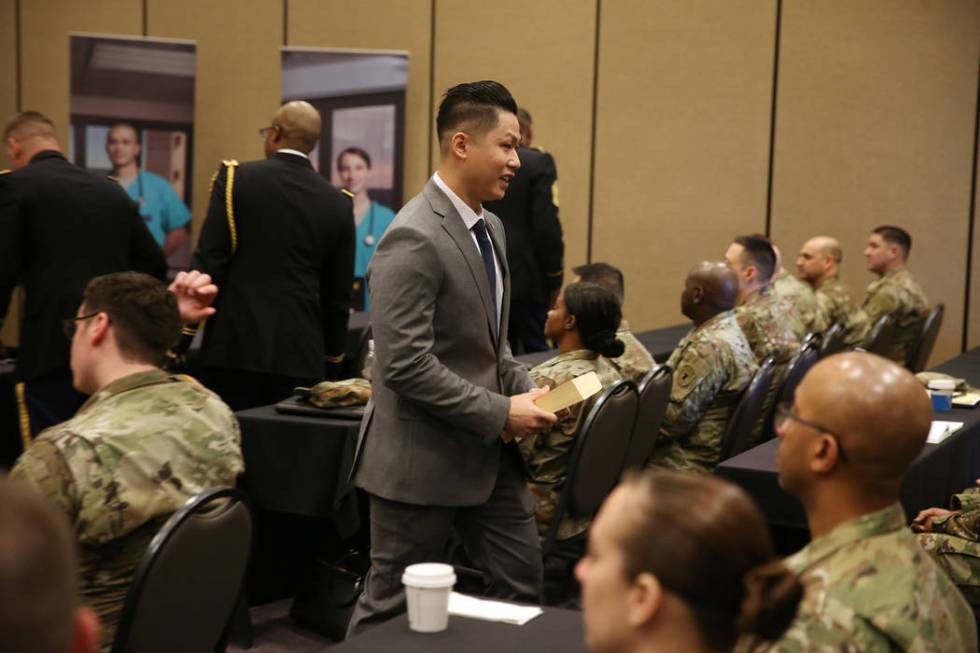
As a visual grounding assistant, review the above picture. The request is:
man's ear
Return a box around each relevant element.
[628,572,663,628]
[71,607,101,653]
[450,131,468,160]
[691,286,705,305]
[88,312,111,346]
[809,434,840,474]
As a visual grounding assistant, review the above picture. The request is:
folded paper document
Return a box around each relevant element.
[533,371,602,413]
[448,592,543,626]
[927,420,963,444]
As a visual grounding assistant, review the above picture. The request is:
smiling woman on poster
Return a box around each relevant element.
[337,146,395,311]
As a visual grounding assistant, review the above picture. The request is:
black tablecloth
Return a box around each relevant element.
[517,323,689,368]
[715,347,980,531]
[237,404,360,519]
[332,608,587,653]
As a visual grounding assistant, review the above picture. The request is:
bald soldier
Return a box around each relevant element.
[862,225,929,365]
[770,243,828,334]
[796,235,869,347]
[737,353,976,652]
[649,262,756,473]
[191,101,355,409]
[725,234,803,366]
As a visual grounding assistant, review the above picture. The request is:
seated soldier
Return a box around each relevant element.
[770,242,827,334]
[725,234,803,364]
[736,353,976,652]
[520,281,624,542]
[796,235,868,347]
[0,473,101,653]
[913,479,980,614]
[572,262,655,383]
[11,272,243,651]
[577,469,801,653]
[649,262,757,473]
[862,225,929,364]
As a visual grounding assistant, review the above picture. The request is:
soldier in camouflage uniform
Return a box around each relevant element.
[10,272,242,652]
[862,226,929,365]
[737,353,976,652]
[649,262,757,473]
[797,236,869,347]
[520,282,624,541]
[914,482,980,611]
[770,243,828,334]
[725,235,804,364]
[572,262,655,383]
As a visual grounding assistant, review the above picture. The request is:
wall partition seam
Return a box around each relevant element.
[427,0,436,171]
[963,51,980,352]
[282,0,288,46]
[586,0,601,264]
[763,0,782,239]
[14,0,21,111]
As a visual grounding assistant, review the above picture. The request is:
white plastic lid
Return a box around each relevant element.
[402,563,457,589]
[928,379,957,391]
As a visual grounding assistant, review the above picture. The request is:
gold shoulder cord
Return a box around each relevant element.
[14,382,30,450]
[222,160,240,255]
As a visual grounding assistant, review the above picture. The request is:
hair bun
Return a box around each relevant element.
[596,331,625,358]
[736,561,803,642]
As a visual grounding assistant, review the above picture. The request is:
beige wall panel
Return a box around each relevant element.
[19,0,142,146]
[770,1,978,365]
[0,0,18,346]
[288,0,432,201]
[147,0,282,242]
[592,0,776,331]
[433,0,597,283]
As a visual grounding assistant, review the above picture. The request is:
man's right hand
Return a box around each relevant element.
[911,507,955,533]
[505,387,557,440]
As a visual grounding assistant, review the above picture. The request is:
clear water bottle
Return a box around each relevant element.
[362,339,375,381]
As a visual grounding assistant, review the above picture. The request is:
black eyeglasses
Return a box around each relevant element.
[258,124,281,138]
[62,312,101,340]
[774,401,847,461]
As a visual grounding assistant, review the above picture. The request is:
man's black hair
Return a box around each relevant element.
[733,234,777,284]
[873,225,912,258]
[435,81,518,145]
[573,262,625,304]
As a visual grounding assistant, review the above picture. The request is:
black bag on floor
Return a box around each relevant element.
[289,549,367,642]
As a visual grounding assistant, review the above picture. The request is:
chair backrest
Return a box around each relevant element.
[865,314,896,357]
[778,337,821,409]
[542,380,637,555]
[906,304,944,373]
[719,357,776,462]
[820,322,847,358]
[111,487,252,653]
[623,366,672,471]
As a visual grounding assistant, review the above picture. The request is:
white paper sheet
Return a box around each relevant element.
[448,592,543,626]
[927,420,964,444]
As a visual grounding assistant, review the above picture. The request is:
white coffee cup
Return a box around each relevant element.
[402,563,457,632]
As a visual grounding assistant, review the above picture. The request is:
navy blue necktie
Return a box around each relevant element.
[471,218,498,326]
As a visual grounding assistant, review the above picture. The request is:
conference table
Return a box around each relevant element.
[328,608,588,653]
[715,347,980,534]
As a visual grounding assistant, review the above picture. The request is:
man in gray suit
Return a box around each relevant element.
[347,81,557,634]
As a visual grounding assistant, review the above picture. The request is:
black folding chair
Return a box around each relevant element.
[623,366,672,471]
[541,380,638,560]
[820,322,846,358]
[906,304,944,373]
[865,314,896,358]
[718,357,776,463]
[111,487,252,653]
[760,336,822,441]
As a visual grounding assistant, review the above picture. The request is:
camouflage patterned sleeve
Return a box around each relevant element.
[9,438,79,521]
[952,487,980,512]
[863,282,899,324]
[931,509,980,541]
[659,342,727,440]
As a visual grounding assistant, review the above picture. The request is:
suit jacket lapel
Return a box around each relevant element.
[424,181,498,345]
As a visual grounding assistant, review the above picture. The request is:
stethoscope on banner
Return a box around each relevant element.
[362,203,377,247]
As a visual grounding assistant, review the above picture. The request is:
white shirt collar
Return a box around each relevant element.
[433,172,484,229]
[276,148,310,160]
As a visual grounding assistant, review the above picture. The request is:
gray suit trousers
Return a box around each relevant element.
[345,448,542,637]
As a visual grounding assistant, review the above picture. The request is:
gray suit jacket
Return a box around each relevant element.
[350,179,535,506]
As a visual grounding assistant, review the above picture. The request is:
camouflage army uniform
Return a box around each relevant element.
[648,311,757,473]
[771,270,828,334]
[863,266,929,365]
[11,369,243,651]
[735,285,804,365]
[737,503,977,652]
[918,487,980,612]
[608,319,655,384]
[815,274,869,348]
[520,350,622,542]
